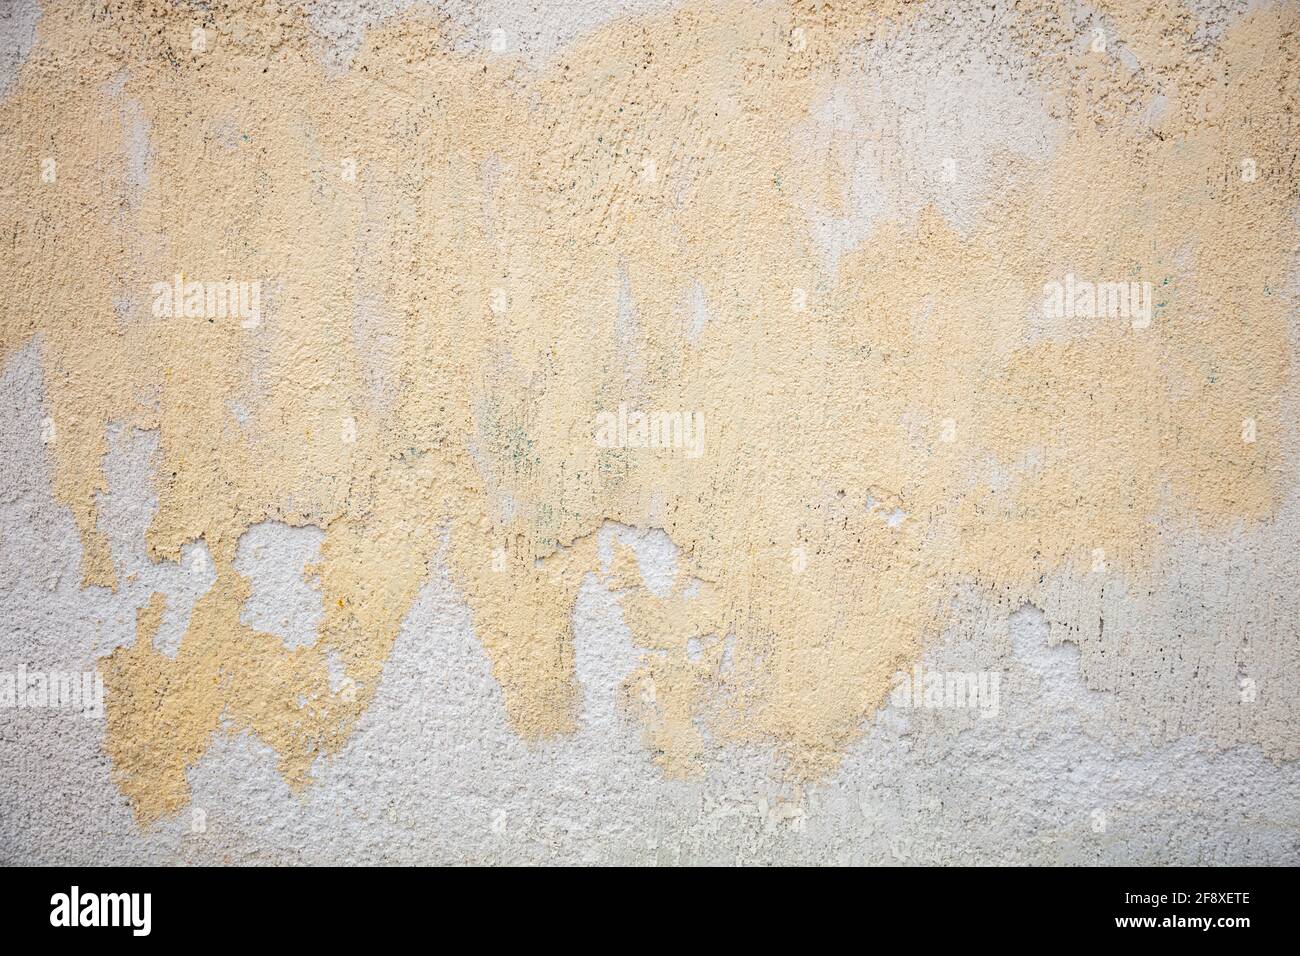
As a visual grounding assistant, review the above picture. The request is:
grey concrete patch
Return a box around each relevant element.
[0,0,39,102]
[304,0,684,71]
[233,521,326,651]
[795,6,1063,273]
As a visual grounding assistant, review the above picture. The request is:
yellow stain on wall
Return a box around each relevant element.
[0,0,1295,822]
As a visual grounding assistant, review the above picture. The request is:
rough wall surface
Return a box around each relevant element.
[0,0,1297,864]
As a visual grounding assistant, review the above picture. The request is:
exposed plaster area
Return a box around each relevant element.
[1,0,1297,863]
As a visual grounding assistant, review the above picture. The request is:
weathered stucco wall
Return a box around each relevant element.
[0,0,1297,864]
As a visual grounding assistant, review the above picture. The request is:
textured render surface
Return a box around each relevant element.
[0,0,1297,864]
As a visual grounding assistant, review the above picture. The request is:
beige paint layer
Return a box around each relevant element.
[0,0,1295,822]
